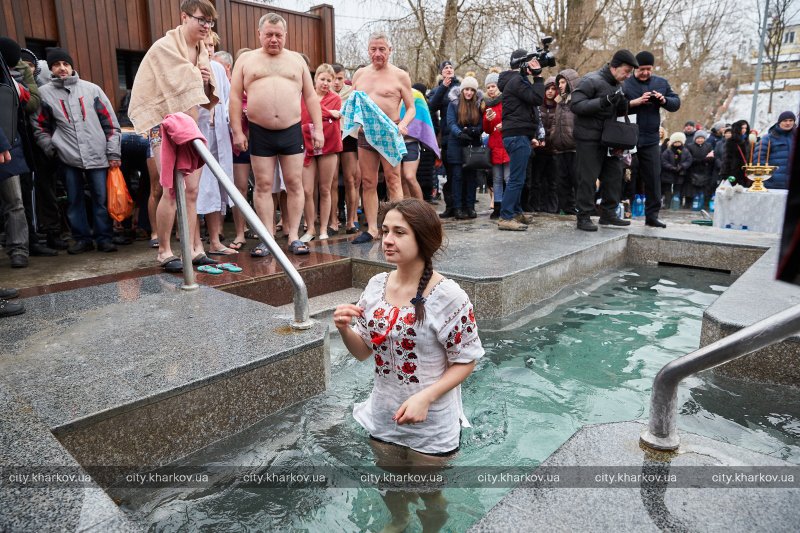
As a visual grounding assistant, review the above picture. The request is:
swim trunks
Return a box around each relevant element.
[250,122,304,157]
[342,134,358,153]
[401,140,420,163]
[357,130,378,153]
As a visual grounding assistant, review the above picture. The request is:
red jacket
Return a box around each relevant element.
[482,96,509,165]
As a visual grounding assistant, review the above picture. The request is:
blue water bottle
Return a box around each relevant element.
[633,195,644,217]
[671,194,681,210]
[691,194,701,211]
[709,195,715,213]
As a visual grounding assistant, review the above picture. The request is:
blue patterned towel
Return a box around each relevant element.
[342,90,407,166]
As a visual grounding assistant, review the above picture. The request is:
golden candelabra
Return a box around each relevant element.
[742,164,777,192]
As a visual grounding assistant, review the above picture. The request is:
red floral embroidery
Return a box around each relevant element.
[401,339,416,350]
[454,331,462,344]
[401,361,417,374]
[468,308,475,323]
[373,308,385,319]
[375,354,384,366]
[402,313,416,325]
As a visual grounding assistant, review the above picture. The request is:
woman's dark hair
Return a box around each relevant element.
[378,198,443,324]
[457,89,480,127]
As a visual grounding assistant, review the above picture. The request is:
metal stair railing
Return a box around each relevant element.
[641,304,800,451]
[170,139,312,330]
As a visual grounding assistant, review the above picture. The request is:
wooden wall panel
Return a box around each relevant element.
[0,0,24,42]
[21,0,58,41]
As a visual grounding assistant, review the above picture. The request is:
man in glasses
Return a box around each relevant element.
[129,0,219,272]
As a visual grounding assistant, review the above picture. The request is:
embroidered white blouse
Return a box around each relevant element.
[351,272,484,454]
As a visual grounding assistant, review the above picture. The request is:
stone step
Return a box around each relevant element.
[277,287,363,318]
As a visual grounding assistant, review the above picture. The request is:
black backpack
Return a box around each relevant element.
[0,54,20,146]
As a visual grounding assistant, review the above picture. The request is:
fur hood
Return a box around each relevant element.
[448,84,484,103]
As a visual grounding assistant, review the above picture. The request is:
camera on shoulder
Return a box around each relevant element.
[510,37,557,75]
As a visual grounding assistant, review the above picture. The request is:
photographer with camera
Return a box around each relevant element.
[571,49,638,231]
[623,51,680,228]
[495,49,545,231]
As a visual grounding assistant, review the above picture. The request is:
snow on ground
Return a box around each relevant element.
[721,89,800,132]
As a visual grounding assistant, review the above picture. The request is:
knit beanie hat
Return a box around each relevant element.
[610,49,638,68]
[635,51,655,67]
[545,76,556,89]
[694,130,709,140]
[778,110,797,123]
[485,72,499,87]
[0,37,21,68]
[46,47,74,69]
[669,132,686,145]
[439,60,453,73]
[20,48,37,66]
[461,76,479,91]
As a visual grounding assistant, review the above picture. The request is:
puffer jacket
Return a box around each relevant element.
[482,94,509,165]
[537,99,557,155]
[496,69,544,139]
[661,144,692,184]
[622,73,680,147]
[551,69,578,153]
[446,86,483,165]
[429,76,460,142]
[570,64,629,142]
[32,72,121,169]
[757,121,795,189]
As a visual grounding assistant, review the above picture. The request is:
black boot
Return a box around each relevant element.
[439,207,455,219]
[47,233,69,250]
[577,216,598,232]
[454,209,468,220]
[490,202,501,220]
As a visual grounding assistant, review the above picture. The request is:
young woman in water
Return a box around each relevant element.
[333,198,483,531]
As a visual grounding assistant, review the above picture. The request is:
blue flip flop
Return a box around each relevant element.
[217,262,243,273]
[289,240,310,255]
[197,265,223,275]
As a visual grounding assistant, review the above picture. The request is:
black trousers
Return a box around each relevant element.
[555,151,577,214]
[575,140,624,218]
[21,145,63,235]
[530,152,558,213]
[636,143,662,219]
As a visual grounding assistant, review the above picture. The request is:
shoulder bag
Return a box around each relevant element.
[462,145,492,170]
[601,100,638,150]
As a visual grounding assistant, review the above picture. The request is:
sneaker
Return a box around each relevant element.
[0,299,24,317]
[498,218,528,231]
[10,255,28,268]
[598,216,631,227]
[439,208,455,219]
[577,217,598,232]
[514,213,534,225]
[67,241,95,254]
[97,241,118,252]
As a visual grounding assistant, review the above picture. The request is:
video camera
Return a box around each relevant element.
[510,37,556,73]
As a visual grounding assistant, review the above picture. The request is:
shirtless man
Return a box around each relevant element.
[230,13,323,256]
[350,32,415,244]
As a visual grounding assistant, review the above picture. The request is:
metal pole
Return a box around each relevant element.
[641,303,800,451]
[173,169,198,291]
[750,0,770,127]
[191,140,312,329]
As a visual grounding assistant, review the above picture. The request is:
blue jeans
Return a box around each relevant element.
[492,163,510,202]
[63,165,113,244]
[500,136,531,220]
[451,164,477,210]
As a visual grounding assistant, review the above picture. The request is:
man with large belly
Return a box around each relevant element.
[230,13,323,255]
[350,32,415,244]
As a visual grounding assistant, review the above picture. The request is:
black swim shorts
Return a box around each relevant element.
[342,134,358,153]
[249,122,304,157]
[401,140,420,163]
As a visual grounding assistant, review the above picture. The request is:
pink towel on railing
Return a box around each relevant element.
[159,112,207,190]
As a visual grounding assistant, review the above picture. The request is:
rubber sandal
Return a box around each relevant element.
[192,253,218,266]
[351,232,374,244]
[245,230,259,239]
[250,242,271,257]
[300,232,316,243]
[289,240,310,255]
[160,256,183,273]
[319,234,329,240]
[345,227,360,235]
[149,238,159,248]
[197,265,223,275]
[228,240,246,251]
[208,246,239,256]
[217,262,243,273]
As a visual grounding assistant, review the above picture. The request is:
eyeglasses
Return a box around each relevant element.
[188,14,215,28]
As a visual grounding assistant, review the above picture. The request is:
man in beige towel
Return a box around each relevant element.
[129,0,218,271]
[230,13,323,256]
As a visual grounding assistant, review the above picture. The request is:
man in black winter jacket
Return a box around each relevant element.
[496,49,545,231]
[623,51,680,228]
[571,49,638,231]
[428,60,460,217]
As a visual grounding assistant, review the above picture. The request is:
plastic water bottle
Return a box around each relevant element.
[633,195,644,218]
[615,202,625,220]
[709,195,715,213]
[691,194,701,211]
[671,194,681,210]
[741,225,748,231]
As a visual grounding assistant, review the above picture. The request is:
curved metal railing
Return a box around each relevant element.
[170,139,312,330]
[641,304,800,450]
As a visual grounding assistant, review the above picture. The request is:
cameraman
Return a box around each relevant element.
[496,49,545,231]
[571,49,638,231]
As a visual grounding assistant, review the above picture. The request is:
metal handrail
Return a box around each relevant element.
[170,138,312,329]
[641,304,800,451]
